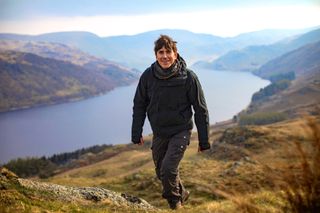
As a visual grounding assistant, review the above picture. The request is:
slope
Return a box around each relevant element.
[24,115,318,212]
[255,40,320,78]
[246,41,320,117]
[0,39,138,86]
[0,51,116,111]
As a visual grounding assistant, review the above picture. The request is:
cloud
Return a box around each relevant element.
[0,5,319,37]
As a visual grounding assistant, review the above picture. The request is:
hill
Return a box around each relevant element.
[0,39,138,86]
[247,68,320,119]
[203,28,320,71]
[0,50,136,112]
[2,115,319,212]
[0,28,309,70]
[242,40,320,119]
[255,40,320,78]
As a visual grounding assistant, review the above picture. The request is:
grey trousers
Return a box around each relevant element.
[151,130,191,202]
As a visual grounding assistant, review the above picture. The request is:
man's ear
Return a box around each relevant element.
[174,52,178,59]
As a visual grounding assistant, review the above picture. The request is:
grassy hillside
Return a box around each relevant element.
[2,115,305,212]
[0,39,138,86]
[2,115,315,212]
[247,68,320,118]
[0,51,116,112]
[0,39,138,112]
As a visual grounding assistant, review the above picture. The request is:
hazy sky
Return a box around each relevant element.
[0,0,320,37]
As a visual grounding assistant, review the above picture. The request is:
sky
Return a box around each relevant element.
[0,0,320,37]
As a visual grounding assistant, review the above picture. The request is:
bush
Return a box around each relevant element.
[239,112,287,126]
[269,71,295,83]
[252,80,291,102]
[3,144,113,178]
[4,157,57,178]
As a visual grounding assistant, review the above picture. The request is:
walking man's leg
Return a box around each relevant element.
[151,135,168,180]
[160,130,191,209]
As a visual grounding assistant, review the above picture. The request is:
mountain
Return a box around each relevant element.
[101,28,308,69]
[0,50,136,112]
[203,28,320,71]
[0,39,138,86]
[0,28,309,70]
[255,40,320,79]
[241,41,320,119]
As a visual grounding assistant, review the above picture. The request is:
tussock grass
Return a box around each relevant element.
[218,117,320,213]
[279,117,320,213]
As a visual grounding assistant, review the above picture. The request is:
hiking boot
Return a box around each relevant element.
[181,190,190,204]
[169,200,182,210]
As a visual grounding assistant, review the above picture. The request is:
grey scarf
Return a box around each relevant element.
[152,54,186,80]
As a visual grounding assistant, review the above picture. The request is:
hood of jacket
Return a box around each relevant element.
[151,54,187,80]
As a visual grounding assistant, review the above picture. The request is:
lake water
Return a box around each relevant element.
[0,68,269,164]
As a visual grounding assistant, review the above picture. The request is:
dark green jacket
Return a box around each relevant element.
[131,56,209,146]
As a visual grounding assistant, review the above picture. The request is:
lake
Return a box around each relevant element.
[0,68,269,164]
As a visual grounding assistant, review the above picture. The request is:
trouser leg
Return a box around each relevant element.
[151,130,191,203]
[152,135,168,180]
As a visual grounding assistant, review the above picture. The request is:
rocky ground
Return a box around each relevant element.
[0,167,156,212]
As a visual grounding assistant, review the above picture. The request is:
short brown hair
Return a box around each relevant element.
[154,35,177,54]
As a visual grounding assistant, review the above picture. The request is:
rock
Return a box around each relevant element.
[18,178,156,210]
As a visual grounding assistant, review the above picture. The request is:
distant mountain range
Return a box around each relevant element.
[200,28,320,71]
[0,28,312,70]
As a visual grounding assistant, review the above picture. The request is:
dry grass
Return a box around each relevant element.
[42,116,320,212]
[217,117,320,213]
[279,117,320,213]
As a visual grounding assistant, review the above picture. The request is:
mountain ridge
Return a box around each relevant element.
[0,50,135,112]
[0,39,139,112]
[0,28,311,70]
[202,28,320,71]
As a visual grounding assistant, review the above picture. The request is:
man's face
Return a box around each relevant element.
[156,47,177,69]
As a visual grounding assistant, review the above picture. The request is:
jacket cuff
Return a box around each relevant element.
[131,136,141,144]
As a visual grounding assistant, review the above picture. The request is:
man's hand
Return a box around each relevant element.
[198,143,210,152]
[132,136,144,145]
[138,137,144,145]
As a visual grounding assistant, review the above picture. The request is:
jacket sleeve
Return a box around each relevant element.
[188,71,210,146]
[131,71,148,143]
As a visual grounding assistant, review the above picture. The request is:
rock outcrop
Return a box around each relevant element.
[0,167,156,212]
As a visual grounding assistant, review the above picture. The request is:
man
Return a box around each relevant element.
[131,35,210,210]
